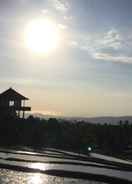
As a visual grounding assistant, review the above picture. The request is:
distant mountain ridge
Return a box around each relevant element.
[28,113,132,125]
[69,116,132,124]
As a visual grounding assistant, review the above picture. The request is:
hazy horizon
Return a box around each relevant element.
[1,0,132,117]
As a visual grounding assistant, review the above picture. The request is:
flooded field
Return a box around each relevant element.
[0,148,131,183]
[0,169,107,184]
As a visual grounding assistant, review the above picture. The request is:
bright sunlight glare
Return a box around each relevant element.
[25,19,60,53]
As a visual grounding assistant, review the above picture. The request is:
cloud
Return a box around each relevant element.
[51,0,69,12]
[101,28,122,50]
[64,15,72,20]
[41,9,49,14]
[58,23,67,29]
[69,40,79,47]
[93,53,132,64]
[71,28,132,64]
[90,29,132,64]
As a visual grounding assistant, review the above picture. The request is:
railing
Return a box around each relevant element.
[0,106,31,111]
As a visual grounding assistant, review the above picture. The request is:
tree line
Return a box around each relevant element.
[0,115,132,157]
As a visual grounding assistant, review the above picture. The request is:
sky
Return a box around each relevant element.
[0,0,132,117]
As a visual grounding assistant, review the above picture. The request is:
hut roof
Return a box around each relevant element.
[0,88,29,101]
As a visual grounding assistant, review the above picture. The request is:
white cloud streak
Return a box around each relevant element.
[101,28,122,50]
[51,0,69,12]
[93,53,132,64]
[70,28,132,64]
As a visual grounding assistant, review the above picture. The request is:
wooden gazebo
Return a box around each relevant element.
[0,88,31,118]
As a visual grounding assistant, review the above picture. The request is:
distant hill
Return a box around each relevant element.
[27,113,132,125]
[66,116,132,125]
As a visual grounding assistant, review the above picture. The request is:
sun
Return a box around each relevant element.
[25,19,60,53]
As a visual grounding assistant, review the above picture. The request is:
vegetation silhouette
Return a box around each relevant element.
[0,115,132,158]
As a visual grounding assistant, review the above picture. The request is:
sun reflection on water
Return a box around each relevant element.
[28,163,50,183]
[29,174,43,184]
[30,162,49,170]
[0,168,107,184]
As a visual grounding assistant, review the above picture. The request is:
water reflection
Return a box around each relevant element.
[30,163,49,171]
[0,168,108,184]
[28,174,43,184]
[0,169,62,184]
